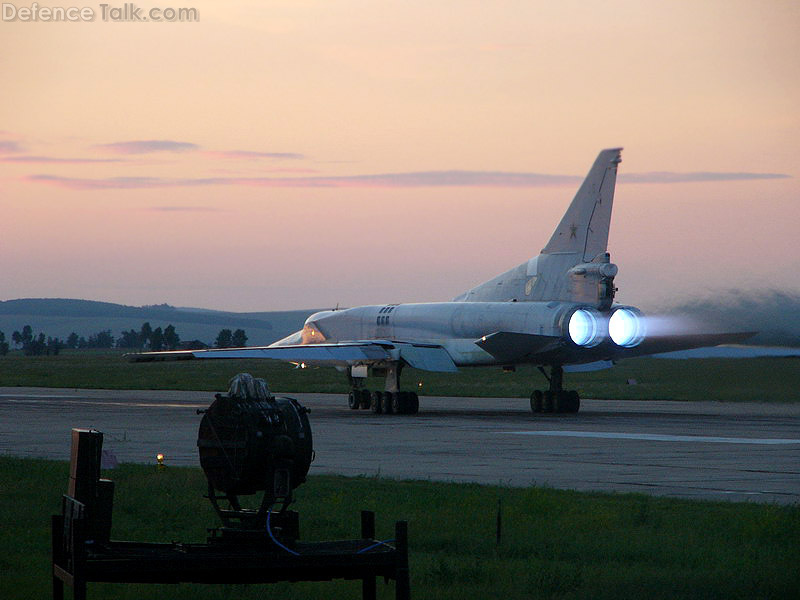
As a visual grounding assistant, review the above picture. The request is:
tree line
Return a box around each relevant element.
[0,323,249,356]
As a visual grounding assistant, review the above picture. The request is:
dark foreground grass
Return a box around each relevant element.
[1,457,798,600]
[1,349,799,402]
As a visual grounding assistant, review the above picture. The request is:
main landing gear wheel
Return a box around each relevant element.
[348,361,420,415]
[348,391,360,410]
[391,392,403,414]
[530,364,581,414]
[564,390,580,413]
[394,391,419,414]
[370,391,383,413]
[529,389,580,414]
[530,390,543,413]
[543,390,555,413]
[409,392,419,414]
[404,392,420,415]
[359,389,371,409]
[350,390,420,415]
[381,392,394,414]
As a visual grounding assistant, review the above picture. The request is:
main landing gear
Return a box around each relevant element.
[347,389,420,415]
[346,362,420,415]
[530,364,580,414]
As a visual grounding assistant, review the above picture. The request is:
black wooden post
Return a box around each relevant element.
[72,516,87,600]
[361,510,376,600]
[395,520,409,600]
[52,515,64,600]
[496,497,502,545]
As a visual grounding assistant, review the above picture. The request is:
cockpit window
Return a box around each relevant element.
[301,322,326,344]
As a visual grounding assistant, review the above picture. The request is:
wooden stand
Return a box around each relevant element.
[52,429,409,599]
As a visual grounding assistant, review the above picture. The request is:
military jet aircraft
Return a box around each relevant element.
[131,148,750,414]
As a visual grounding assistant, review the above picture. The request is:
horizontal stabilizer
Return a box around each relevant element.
[564,360,614,372]
[614,331,757,359]
[476,331,560,363]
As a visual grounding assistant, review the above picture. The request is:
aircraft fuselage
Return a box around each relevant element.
[277,301,627,367]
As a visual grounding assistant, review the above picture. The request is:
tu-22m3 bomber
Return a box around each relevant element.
[131,148,751,415]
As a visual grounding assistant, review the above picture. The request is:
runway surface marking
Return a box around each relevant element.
[2,398,207,409]
[0,393,79,399]
[500,430,800,445]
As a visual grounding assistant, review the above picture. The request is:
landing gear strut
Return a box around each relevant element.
[347,363,419,415]
[530,364,580,414]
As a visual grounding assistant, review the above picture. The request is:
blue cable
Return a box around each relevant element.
[266,506,393,556]
[266,506,300,556]
[356,538,396,554]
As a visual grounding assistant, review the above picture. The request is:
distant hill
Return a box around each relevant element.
[0,298,321,346]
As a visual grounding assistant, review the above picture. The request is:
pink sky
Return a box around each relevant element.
[1,1,798,312]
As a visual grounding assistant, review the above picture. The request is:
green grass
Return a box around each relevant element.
[1,457,798,599]
[0,349,798,402]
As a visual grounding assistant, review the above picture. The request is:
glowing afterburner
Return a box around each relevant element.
[609,307,645,347]
[567,309,603,347]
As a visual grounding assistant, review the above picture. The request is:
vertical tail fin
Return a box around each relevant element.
[453,148,623,304]
[543,148,622,261]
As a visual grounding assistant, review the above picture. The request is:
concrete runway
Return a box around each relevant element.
[1,387,799,504]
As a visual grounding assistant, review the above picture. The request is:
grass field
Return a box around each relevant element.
[2,457,798,600]
[0,349,798,402]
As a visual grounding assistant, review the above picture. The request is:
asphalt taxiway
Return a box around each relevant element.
[1,387,798,504]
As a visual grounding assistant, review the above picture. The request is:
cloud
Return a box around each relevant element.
[0,140,24,154]
[96,140,199,154]
[25,169,790,191]
[1,155,123,164]
[148,206,222,212]
[334,171,581,187]
[204,150,305,160]
[621,171,791,184]
[28,175,180,189]
[26,171,582,190]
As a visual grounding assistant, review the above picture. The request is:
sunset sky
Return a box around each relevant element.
[1,0,798,312]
